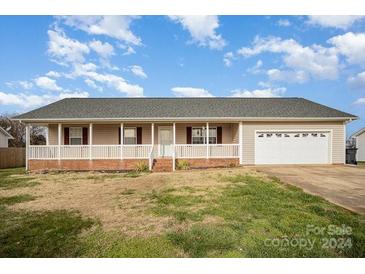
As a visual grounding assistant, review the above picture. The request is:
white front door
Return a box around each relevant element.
[159,127,173,157]
[255,131,331,164]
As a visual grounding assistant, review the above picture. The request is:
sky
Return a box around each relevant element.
[0,15,364,135]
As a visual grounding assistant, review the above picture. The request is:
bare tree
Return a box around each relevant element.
[0,114,46,147]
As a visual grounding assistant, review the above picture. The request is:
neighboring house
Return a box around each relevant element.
[0,126,14,148]
[349,127,365,162]
[13,97,357,172]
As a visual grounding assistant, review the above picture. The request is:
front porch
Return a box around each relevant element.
[26,122,243,171]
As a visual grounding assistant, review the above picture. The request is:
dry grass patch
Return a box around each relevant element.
[1,168,255,236]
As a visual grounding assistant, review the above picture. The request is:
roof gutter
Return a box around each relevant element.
[15,116,358,123]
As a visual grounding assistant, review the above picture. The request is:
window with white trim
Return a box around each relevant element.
[69,127,82,145]
[124,128,137,144]
[192,127,217,144]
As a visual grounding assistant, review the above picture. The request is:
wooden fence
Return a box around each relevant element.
[0,147,25,169]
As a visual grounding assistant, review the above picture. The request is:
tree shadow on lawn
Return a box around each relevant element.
[0,194,94,258]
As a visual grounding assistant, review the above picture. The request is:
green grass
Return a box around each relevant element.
[0,168,39,189]
[0,168,364,257]
[0,193,94,257]
[81,229,183,258]
[149,174,365,257]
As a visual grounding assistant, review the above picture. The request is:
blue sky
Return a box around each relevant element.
[0,15,364,134]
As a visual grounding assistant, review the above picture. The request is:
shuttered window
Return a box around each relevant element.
[124,128,137,144]
[69,127,82,145]
[191,127,218,144]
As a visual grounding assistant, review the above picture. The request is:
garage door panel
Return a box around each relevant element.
[255,132,330,164]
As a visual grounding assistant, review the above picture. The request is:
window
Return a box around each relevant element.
[69,127,82,145]
[124,128,137,144]
[192,127,217,144]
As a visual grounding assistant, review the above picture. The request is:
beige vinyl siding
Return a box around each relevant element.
[242,121,345,164]
[48,123,152,145]
[48,124,58,145]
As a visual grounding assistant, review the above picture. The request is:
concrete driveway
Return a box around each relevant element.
[255,165,365,215]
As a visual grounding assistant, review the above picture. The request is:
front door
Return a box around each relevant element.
[159,127,173,157]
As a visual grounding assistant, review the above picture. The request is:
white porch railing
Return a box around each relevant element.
[29,145,152,160]
[175,144,207,158]
[122,145,152,159]
[29,144,239,160]
[28,145,59,159]
[92,145,121,159]
[174,144,239,158]
[208,144,239,158]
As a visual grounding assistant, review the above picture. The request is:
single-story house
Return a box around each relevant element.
[13,97,357,172]
[349,127,365,162]
[0,126,14,148]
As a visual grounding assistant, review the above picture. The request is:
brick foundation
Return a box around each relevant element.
[28,159,148,172]
[176,158,239,169]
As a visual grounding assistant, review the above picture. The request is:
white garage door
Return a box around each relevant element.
[255,131,330,164]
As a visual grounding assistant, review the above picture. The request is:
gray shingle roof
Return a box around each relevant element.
[13,97,357,120]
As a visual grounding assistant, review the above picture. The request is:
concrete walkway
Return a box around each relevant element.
[255,165,365,215]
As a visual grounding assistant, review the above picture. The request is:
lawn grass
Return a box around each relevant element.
[0,168,39,189]
[0,193,94,257]
[0,168,364,258]
[150,174,365,257]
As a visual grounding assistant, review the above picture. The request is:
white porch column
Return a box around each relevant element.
[173,123,176,171]
[206,122,209,159]
[239,122,243,165]
[89,123,93,160]
[120,123,124,160]
[46,125,49,146]
[151,123,155,146]
[25,124,30,171]
[58,123,61,160]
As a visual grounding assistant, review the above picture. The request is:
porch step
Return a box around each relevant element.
[152,158,173,172]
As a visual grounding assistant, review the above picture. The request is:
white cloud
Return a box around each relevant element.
[247,60,263,74]
[72,63,143,97]
[129,65,147,79]
[47,29,90,66]
[230,87,286,98]
[354,97,365,105]
[45,71,61,78]
[277,19,291,27]
[89,40,114,59]
[0,90,88,108]
[123,46,136,55]
[348,71,365,89]
[267,69,308,83]
[34,76,63,91]
[84,79,103,91]
[171,87,214,97]
[19,81,33,90]
[238,36,339,81]
[307,16,365,30]
[223,52,234,67]
[328,32,365,65]
[59,16,141,45]
[169,16,226,49]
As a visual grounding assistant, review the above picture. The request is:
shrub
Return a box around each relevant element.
[134,161,149,173]
[177,160,190,170]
